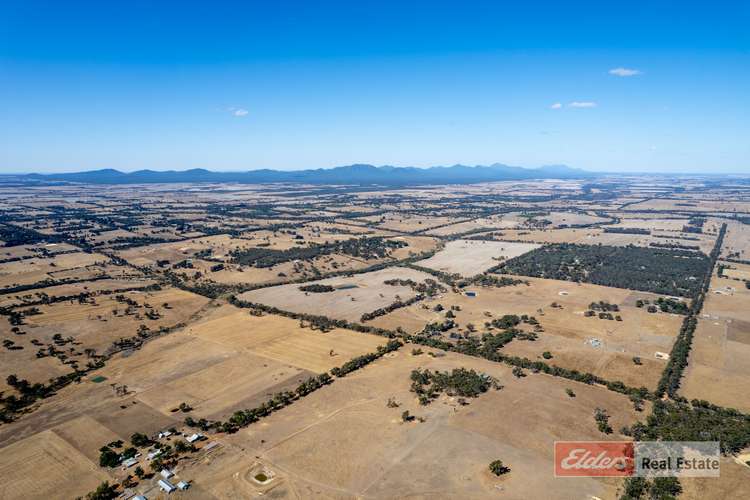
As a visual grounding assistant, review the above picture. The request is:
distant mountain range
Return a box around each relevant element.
[7,163,597,186]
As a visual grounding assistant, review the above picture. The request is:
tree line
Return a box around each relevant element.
[656,223,727,398]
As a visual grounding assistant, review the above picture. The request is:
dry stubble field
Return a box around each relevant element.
[415,239,540,277]
[682,271,750,412]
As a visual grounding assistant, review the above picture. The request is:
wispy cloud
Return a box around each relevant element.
[568,101,597,108]
[226,107,249,117]
[549,102,562,109]
[609,67,641,77]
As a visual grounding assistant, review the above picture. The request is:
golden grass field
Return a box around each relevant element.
[721,220,750,260]
[0,250,110,288]
[0,428,112,499]
[682,272,750,412]
[372,277,684,390]
[0,277,157,308]
[0,287,210,391]
[185,346,646,499]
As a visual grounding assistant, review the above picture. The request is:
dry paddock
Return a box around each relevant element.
[237,266,436,322]
[682,272,750,412]
[415,239,540,277]
[371,277,684,390]
[185,346,648,499]
[0,286,210,390]
[0,302,399,499]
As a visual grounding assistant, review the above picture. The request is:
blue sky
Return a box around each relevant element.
[1,1,748,174]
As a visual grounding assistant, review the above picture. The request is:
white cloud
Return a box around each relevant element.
[568,101,597,108]
[232,108,249,117]
[549,102,562,109]
[609,67,641,77]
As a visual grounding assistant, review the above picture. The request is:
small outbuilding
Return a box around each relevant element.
[158,479,176,493]
[186,433,203,443]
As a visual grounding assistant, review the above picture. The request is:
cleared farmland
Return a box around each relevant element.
[682,272,750,412]
[237,266,435,322]
[195,346,645,499]
[371,277,683,389]
[1,177,749,499]
[416,239,540,277]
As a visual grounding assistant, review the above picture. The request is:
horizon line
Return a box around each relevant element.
[1,164,748,177]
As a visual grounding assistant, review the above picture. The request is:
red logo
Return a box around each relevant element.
[554,441,635,477]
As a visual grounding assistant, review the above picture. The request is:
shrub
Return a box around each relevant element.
[489,460,511,476]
